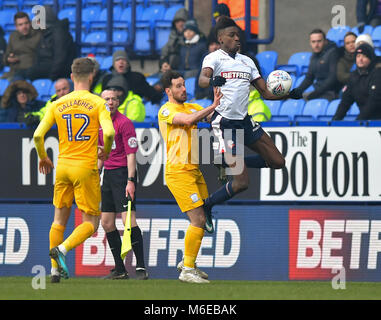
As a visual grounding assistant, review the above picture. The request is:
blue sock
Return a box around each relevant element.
[244,155,267,168]
[205,181,235,209]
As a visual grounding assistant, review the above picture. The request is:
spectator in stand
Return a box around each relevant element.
[337,32,357,87]
[0,27,6,72]
[177,19,207,79]
[356,0,381,32]
[2,12,41,81]
[160,8,188,70]
[15,6,77,81]
[27,78,72,125]
[150,58,172,95]
[0,80,44,125]
[88,55,108,95]
[289,29,340,101]
[333,43,381,120]
[102,50,163,104]
[194,37,221,100]
[355,33,374,48]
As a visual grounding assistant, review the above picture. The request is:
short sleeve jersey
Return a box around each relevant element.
[202,49,261,120]
[99,110,138,170]
[42,90,112,169]
[158,102,203,173]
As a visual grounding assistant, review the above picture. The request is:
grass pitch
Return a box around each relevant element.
[0,277,381,300]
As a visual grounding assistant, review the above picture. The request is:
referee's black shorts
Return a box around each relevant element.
[101,167,136,213]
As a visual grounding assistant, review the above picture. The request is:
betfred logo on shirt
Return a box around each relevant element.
[221,71,250,80]
[289,209,381,280]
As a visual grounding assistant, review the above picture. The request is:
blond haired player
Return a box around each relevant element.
[33,58,115,283]
[158,70,222,283]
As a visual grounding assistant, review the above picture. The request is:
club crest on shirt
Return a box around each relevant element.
[161,108,170,117]
[128,137,138,148]
[190,193,199,203]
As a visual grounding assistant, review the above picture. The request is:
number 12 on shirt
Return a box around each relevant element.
[62,113,90,141]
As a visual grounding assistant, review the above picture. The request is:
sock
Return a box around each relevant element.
[244,154,267,168]
[106,230,125,272]
[205,181,236,209]
[184,225,204,269]
[49,223,65,271]
[61,221,94,253]
[131,226,145,269]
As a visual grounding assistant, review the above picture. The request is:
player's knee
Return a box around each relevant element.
[101,218,115,233]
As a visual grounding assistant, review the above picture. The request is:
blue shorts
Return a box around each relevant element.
[210,112,265,156]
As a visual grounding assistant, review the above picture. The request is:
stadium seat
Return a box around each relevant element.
[146,76,159,86]
[270,115,291,122]
[351,25,373,36]
[82,6,102,24]
[82,31,107,55]
[144,101,160,122]
[32,79,53,99]
[89,6,123,31]
[2,0,20,9]
[114,5,144,29]
[276,52,312,77]
[278,99,305,121]
[326,26,350,46]
[294,75,313,93]
[325,99,340,117]
[100,55,113,70]
[193,99,212,108]
[262,100,282,116]
[299,98,329,120]
[256,51,278,79]
[348,102,360,115]
[58,7,76,23]
[185,77,196,99]
[85,0,104,7]
[0,9,17,26]
[161,5,184,22]
[155,24,172,52]
[0,79,9,95]
[344,115,357,121]
[372,25,381,48]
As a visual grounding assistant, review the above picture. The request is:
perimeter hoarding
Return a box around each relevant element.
[1,125,380,202]
[1,204,380,281]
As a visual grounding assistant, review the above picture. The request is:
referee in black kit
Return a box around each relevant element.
[98,88,148,280]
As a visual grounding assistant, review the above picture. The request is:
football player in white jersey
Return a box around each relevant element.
[199,16,301,233]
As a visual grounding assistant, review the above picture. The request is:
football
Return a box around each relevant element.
[266,70,293,97]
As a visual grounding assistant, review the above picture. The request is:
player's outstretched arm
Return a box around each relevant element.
[172,87,223,127]
[252,77,284,100]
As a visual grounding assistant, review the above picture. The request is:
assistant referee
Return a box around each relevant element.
[98,88,148,280]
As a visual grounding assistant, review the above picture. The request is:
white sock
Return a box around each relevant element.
[58,244,67,255]
[183,266,194,271]
[51,267,59,276]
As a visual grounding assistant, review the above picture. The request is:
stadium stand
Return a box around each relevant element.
[255,50,278,79]
[326,26,351,46]
[262,99,282,116]
[276,52,312,77]
[277,99,305,121]
[294,98,329,121]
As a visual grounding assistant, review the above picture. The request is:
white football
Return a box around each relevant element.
[266,70,292,97]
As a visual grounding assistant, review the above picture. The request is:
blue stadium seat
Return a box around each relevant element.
[372,25,381,48]
[276,52,312,77]
[161,4,184,22]
[58,7,76,23]
[270,115,291,122]
[185,77,196,99]
[348,102,360,115]
[2,0,20,9]
[294,75,313,93]
[144,101,160,122]
[85,0,104,7]
[344,115,357,121]
[100,55,113,70]
[256,51,278,79]
[299,98,329,120]
[0,79,10,95]
[89,6,123,31]
[82,6,102,23]
[82,31,106,55]
[326,26,350,46]
[193,99,212,108]
[325,99,340,117]
[114,5,144,29]
[32,79,53,99]
[278,99,305,121]
[262,100,282,116]
[60,0,77,8]
[351,25,373,36]
[155,25,171,52]
[290,74,297,90]
[0,9,17,26]
[146,76,159,86]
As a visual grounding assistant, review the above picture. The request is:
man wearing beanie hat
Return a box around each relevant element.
[177,19,207,79]
[333,43,381,120]
[102,49,163,105]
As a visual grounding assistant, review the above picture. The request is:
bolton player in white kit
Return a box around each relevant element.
[199,16,301,233]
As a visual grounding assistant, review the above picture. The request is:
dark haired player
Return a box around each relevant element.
[199,16,300,233]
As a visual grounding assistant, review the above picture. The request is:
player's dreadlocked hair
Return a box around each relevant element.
[215,16,238,38]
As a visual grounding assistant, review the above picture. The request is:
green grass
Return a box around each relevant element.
[0,277,381,300]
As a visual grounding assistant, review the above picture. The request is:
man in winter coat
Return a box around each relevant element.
[333,43,381,120]
[336,32,357,87]
[289,29,341,101]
